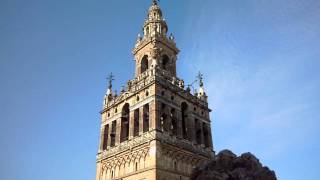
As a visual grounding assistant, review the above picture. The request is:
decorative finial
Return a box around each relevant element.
[197,71,204,87]
[169,33,175,40]
[106,72,115,89]
[152,0,159,5]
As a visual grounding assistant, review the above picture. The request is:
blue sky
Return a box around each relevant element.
[0,0,319,179]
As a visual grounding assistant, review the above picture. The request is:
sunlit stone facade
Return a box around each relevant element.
[96,1,214,179]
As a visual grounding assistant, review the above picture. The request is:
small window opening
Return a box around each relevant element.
[135,162,138,171]
[161,90,165,96]
[174,161,177,170]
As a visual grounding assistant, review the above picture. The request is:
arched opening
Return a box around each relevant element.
[161,113,167,132]
[135,162,138,171]
[203,122,210,147]
[143,104,150,132]
[181,102,188,139]
[110,121,116,147]
[134,109,139,137]
[141,56,149,73]
[174,161,177,171]
[120,103,130,142]
[146,26,149,36]
[162,55,170,70]
[160,103,167,132]
[170,108,177,135]
[102,124,109,150]
[195,119,202,145]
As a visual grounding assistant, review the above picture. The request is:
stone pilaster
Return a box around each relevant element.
[149,100,156,131]
[164,107,171,133]
[129,110,135,139]
[139,106,144,134]
[116,118,121,145]
[199,121,204,146]
[208,125,213,149]
[189,117,196,143]
[176,109,183,138]
[98,125,104,153]
[108,123,113,147]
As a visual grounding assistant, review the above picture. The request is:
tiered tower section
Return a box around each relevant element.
[96,1,214,180]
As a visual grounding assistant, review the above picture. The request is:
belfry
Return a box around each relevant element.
[96,1,214,179]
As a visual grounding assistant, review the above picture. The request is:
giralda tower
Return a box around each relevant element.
[95,1,214,179]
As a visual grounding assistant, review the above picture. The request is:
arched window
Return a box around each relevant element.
[141,55,149,73]
[120,103,130,142]
[110,121,116,147]
[170,108,177,135]
[134,109,139,137]
[195,119,202,145]
[143,104,150,132]
[162,55,170,70]
[135,162,138,171]
[174,161,177,170]
[181,102,188,139]
[160,103,167,132]
[161,113,167,132]
[203,123,210,147]
[102,124,109,150]
[146,26,149,36]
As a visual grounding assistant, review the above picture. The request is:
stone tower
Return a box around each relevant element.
[95,1,214,179]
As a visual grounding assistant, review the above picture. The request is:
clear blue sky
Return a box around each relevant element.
[0,0,319,179]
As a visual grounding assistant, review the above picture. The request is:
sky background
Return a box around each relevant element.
[0,0,319,179]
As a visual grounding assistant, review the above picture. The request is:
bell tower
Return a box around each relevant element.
[133,0,179,77]
[96,1,214,180]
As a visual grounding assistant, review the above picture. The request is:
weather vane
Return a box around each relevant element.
[197,71,204,87]
[106,72,115,89]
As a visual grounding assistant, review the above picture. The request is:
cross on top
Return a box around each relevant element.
[106,72,115,89]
